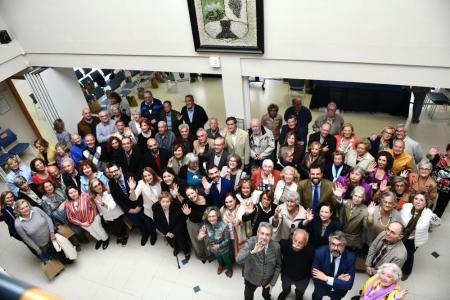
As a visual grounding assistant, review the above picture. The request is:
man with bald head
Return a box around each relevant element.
[278,229,315,300]
[388,139,414,175]
[143,138,171,176]
[77,107,100,138]
[249,118,275,170]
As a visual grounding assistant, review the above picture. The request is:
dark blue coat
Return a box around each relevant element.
[206,177,235,208]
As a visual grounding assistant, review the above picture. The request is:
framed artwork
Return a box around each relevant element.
[187,0,264,54]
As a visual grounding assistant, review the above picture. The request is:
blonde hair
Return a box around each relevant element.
[280,166,299,182]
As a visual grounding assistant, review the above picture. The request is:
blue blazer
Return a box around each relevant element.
[207,177,235,208]
[312,245,355,295]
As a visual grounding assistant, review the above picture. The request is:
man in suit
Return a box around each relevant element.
[193,128,214,158]
[283,97,312,138]
[224,116,250,169]
[61,157,81,191]
[312,102,344,136]
[297,164,336,214]
[203,136,229,170]
[174,123,196,153]
[202,165,235,208]
[160,100,182,136]
[323,151,351,182]
[308,122,337,163]
[180,94,208,135]
[311,231,356,300]
[236,222,282,300]
[111,137,143,176]
[107,162,156,246]
[365,222,407,277]
[143,138,171,176]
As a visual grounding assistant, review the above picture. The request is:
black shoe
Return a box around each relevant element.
[121,235,129,246]
[150,234,157,245]
[277,289,290,300]
[401,274,410,281]
[75,245,81,252]
[141,235,149,246]
[201,259,206,264]
[102,239,109,250]
[95,240,102,250]
[185,252,191,261]
[116,238,122,244]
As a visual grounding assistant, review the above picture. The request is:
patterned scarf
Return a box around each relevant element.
[83,146,102,168]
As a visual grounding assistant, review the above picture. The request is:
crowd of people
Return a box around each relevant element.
[1,91,449,300]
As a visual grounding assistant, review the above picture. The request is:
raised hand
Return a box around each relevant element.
[332,182,346,198]
[176,113,183,121]
[181,204,191,215]
[367,201,376,216]
[245,202,255,215]
[171,183,179,195]
[399,170,409,178]
[395,288,408,299]
[367,161,377,173]
[306,208,314,221]
[127,177,136,190]
[167,158,173,168]
[198,225,207,240]
[252,240,265,254]
[379,179,390,192]
[201,177,212,191]
[275,206,282,218]
[267,174,275,186]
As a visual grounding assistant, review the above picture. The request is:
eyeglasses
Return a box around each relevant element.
[382,201,394,207]
[419,167,431,171]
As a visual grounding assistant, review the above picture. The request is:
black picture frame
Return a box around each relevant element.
[187,0,264,54]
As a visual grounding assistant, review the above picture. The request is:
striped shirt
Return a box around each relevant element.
[65,193,97,226]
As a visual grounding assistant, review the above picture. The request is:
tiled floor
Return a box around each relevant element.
[1,77,449,299]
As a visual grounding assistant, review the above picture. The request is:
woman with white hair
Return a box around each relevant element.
[251,159,281,192]
[178,153,205,191]
[407,160,437,196]
[271,191,306,241]
[274,166,299,205]
[358,263,408,299]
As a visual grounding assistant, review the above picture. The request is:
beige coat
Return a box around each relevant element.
[224,128,250,165]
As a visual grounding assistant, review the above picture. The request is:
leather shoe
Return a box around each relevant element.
[201,259,206,264]
[401,274,410,281]
[95,240,102,250]
[185,252,191,261]
[102,239,109,250]
[121,235,129,246]
[150,234,157,245]
[217,265,224,275]
[225,269,233,278]
[141,235,149,246]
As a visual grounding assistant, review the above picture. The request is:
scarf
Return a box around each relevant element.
[83,146,102,168]
[362,275,397,300]
[402,207,422,242]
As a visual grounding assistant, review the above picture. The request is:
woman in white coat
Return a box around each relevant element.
[129,167,162,219]
[273,166,299,205]
[270,190,306,241]
[399,192,441,280]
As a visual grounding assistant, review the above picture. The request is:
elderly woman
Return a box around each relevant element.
[261,103,283,144]
[278,131,305,167]
[79,160,109,194]
[334,185,370,251]
[14,175,43,209]
[366,191,402,244]
[39,180,67,225]
[160,168,187,202]
[335,123,359,154]
[129,167,162,219]
[299,201,342,248]
[153,191,190,260]
[198,206,233,277]
[111,104,131,125]
[167,144,186,176]
[431,143,450,218]
[271,191,306,241]
[399,192,441,280]
[336,166,373,205]
[65,186,109,250]
[128,110,142,138]
[30,158,52,185]
[345,138,375,170]
[89,178,128,245]
[34,138,56,166]
[181,186,213,263]
[275,146,296,171]
[367,151,394,193]
[300,141,325,179]
[274,166,299,205]
[220,193,246,257]
[241,190,278,236]
[235,179,261,205]
[251,159,281,192]
[390,176,411,210]
[359,263,408,300]
[14,199,56,260]
[137,119,154,153]
[408,160,437,195]
[220,153,247,190]
[178,153,205,191]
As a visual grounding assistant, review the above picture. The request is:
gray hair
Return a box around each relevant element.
[391,176,407,186]
[196,128,207,135]
[285,191,300,205]
[61,157,75,167]
[184,153,199,165]
[157,121,167,128]
[380,191,397,206]
[202,206,222,224]
[350,165,366,178]
[110,104,120,111]
[328,230,347,245]
[257,222,273,234]
[209,117,218,123]
[377,263,402,281]
[279,146,291,159]
[13,175,28,188]
[351,186,366,201]
[178,123,189,132]
[262,159,274,168]
[13,199,31,217]
[98,110,109,117]
[417,160,432,170]
[293,228,309,241]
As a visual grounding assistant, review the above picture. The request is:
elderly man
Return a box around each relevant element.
[394,124,423,165]
[61,157,81,190]
[180,94,209,135]
[143,138,171,176]
[225,116,250,168]
[236,222,282,300]
[251,159,281,192]
[5,156,33,196]
[312,231,356,300]
[113,120,136,144]
[202,165,235,208]
[77,107,100,138]
[298,164,336,214]
[70,133,86,167]
[388,140,414,175]
[261,104,283,145]
[278,229,315,300]
[206,117,221,139]
[140,90,162,124]
[309,122,337,162]
[279,115,307,146]
[312,102,344,136]
[284,97,312,137]
[174,123,195,153]
[96,110,116,144]
[249,118,275,170]
[193,128,214,157]
[203,136,229,170]
[365,222,407,276]
[82,134,107,171]
[160,100,181,136]
[47,165,66,191]
[155,121,176,151]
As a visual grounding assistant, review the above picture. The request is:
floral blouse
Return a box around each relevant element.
[432,158,450,194]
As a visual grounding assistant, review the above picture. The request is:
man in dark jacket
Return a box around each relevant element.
[77,107,100,138]
[143,138,170,176]
[308,123,337,163]
[111,137,143,176]
[160,100,182,136]
[284,97,312,138]
[180,94,208,135]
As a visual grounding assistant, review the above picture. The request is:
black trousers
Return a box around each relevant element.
[244,279,271,300]
[434,191,449,218]
[107,215,128,239]
[402,239,417,275]
[126,211,156,237]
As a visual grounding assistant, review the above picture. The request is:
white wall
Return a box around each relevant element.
[0,14,27,82]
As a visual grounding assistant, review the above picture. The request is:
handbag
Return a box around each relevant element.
[57,224,75,239]
[54,233,77,260]
[40,259,64,280]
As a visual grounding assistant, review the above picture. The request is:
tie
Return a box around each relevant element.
[371,239,389,267]
[313,185,319,213]
[118,179,128,196]
[348,205,353,221]
[329,256,336,277]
